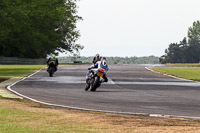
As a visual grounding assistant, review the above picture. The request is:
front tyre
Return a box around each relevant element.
[91,76,100,92]
[85,84,90,91]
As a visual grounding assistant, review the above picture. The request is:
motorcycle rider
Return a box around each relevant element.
[93,53,101,65]
[47,56,59,72]
[87,57,109,83]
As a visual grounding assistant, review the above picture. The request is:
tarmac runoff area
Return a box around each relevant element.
[6,64,200,120]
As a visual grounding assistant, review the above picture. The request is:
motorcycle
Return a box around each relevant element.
[85,68,105,92]
[47,62,56,77]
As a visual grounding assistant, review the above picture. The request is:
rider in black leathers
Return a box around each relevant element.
[47,56,59,71]
[93,53,101,65]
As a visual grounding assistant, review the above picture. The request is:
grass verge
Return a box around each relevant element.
[0,65,46,78]
[151,67,200,81]
[0,97,200,133]
[167,63,200,66]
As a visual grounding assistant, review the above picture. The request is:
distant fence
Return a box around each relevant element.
[0,57,46,64]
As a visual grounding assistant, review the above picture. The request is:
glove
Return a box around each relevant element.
[88,68,91,70]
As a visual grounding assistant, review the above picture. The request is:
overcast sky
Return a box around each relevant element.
[75,0,200,57]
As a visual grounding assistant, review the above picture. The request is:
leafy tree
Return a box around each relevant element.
[185,21,200,63]
[162,43,182,63]
[0,0,83,58]
[160,20,200,63]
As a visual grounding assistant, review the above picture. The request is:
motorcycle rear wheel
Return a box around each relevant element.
[49,67,54,77]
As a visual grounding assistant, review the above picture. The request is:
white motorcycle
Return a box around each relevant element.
[85,68,105,92]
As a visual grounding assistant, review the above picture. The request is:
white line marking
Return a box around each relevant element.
[145,67,193,81]
[108,78,115,84]
[7,69,42,93]
[114,81,200,87]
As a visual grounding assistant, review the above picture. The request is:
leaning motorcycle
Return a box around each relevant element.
[85,68,105,92]
[48,62,56,77]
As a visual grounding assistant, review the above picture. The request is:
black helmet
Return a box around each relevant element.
[102,57,106,61]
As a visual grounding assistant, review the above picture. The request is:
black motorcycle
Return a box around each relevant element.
[48,63,56,77]
[85,68,105,92]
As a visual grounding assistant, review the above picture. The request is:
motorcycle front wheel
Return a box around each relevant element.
[85,83,90,91]
[90,76,100,92]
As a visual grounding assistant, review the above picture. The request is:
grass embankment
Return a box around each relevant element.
[0,65,200,132]
[151,67,200,81]
[0,65,45,79]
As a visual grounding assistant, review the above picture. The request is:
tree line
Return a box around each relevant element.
[160,20,200,64]
[0,0,83,59]
[58,56,159,64]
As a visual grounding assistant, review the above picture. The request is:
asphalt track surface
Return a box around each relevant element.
[11,64,200,118]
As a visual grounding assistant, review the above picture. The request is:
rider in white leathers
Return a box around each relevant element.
[86,57,109,83]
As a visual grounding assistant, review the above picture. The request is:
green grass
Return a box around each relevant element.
[0,107,43,133]
[151,67,200,81]
[168,63,200,66]
[0,65,45,78]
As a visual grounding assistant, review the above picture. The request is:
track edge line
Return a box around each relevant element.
[145,67,194,82]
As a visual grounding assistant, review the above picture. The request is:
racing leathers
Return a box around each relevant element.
[87,60,108,83]
[93,55,101,65]
[47,56,59,71]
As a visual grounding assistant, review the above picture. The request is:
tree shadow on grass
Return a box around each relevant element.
[0,78,9,83]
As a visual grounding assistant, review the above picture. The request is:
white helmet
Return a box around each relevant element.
[101,57,107,65]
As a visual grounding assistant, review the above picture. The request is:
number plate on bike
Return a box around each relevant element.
[97,72,104,77]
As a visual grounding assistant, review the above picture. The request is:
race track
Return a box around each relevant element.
[10,64,200,118]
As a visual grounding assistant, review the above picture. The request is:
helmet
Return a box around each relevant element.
[96,53,99,57]
[101,57,106,61]
[52,56,56,59]
[101,57,107,65]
